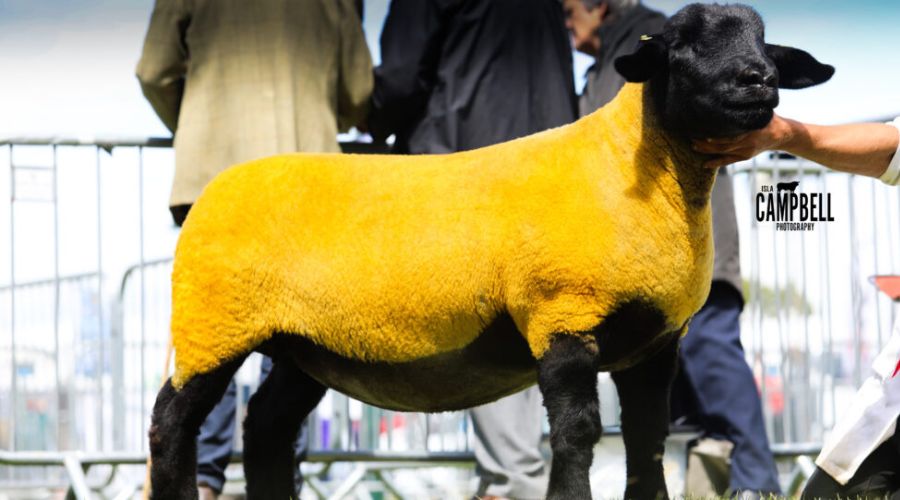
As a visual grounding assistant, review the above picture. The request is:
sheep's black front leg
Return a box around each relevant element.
[610,334,680,500]
[243,359,326,499]
[538,335,602,500]
[149,356,246,500]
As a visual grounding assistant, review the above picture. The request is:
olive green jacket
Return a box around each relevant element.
[137,0,373,207]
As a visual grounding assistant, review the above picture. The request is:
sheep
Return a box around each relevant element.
[777,180,801,192]
[148,4,833,499]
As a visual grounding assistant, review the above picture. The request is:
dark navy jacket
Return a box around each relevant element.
[369,0,577,154]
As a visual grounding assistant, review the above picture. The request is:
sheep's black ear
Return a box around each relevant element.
[765,44,835,89]
[615,35,668,82]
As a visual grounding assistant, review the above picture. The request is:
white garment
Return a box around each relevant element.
[877,117,900,185]
[815,322,900,484]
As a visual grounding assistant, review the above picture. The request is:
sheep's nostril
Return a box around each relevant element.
[737,69,766,87]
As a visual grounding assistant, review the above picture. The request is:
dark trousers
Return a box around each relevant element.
[802,418,900,498]
[172,204,308,494]
[671,281,782,494]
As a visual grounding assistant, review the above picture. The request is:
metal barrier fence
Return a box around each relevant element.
[732,156,900,448]
[1,137,897,497]
[0,138,476,499]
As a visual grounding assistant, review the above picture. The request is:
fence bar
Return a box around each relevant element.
[0,137,173,149]
[96,145,105,450]
[53,144,64,450]
[0,449,478,466]
[799,160,811,439]
[748,156,770,439]
[771,155,794,442]
[385,409,393,450]
[138,146,147,450]
[848,176,863,388]
[816,171,835,428]
[8,143,16,451]
[0,273,99,292]
[872,180,883,350]
[0,137,389,154]
[889,188,897,328]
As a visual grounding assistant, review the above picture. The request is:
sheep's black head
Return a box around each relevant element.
[614,3,834,139]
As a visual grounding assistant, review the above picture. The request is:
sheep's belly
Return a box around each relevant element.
[260,299,682,412]
[265,313,538,412]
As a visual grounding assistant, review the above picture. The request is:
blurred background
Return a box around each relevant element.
[1,0,899,498]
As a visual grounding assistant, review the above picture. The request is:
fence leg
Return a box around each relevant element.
[113,484,140,500]
[63,454,92,500]
[372,469,404,500]
[327,464,368,500]
[786,455,817,496]
[306,477,329,500]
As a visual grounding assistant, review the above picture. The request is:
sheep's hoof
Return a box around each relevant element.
[623,483,668,500]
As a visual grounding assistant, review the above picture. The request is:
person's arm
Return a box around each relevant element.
[336,0,374,133]
[135,0,190,134]
[367,0,452,142]
[693,114,900,183]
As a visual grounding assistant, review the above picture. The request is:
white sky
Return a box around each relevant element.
[0,0,899,139]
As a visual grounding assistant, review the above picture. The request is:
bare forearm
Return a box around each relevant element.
[694,114,900,178]
[780,118,899,178]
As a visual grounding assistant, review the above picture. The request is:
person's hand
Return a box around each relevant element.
[692,114,795,169]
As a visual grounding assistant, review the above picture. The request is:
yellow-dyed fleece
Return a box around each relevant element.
[170,83,715,388]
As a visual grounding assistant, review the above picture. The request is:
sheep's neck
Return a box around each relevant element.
[590,83,715,209]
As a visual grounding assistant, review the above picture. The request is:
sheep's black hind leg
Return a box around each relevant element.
[149,356,246,500]
[611,334,680,500]
[243,359,326,499]
[538,335,602,500]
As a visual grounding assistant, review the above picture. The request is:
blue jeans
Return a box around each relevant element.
[196,356,309,494]
[671,281,781,494]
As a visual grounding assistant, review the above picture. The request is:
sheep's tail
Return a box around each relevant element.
[142,333,174,499]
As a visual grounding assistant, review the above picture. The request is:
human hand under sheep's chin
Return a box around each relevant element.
[692,113,796,169]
